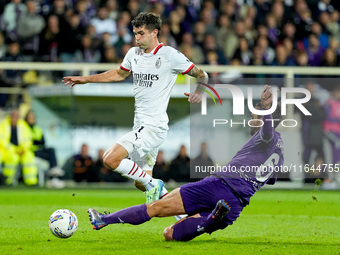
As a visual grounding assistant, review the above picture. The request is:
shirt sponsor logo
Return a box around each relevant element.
[133,73,160,87]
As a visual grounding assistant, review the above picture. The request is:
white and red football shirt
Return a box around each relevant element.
[120,43,194,130]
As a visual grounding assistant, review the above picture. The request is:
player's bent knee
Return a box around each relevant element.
[163,226,174,241]
[103,155,120,170]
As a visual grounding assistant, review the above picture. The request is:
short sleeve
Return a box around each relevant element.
[120,47,135,72]
[169,48,195,75]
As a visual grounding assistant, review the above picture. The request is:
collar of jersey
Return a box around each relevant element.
[143,43,163,55]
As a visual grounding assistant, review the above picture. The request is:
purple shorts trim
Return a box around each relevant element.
[179,177,246,226]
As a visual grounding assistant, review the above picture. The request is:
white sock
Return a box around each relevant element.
[115,158,155,188]
[160,186,168,198]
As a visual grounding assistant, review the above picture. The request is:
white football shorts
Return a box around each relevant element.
[117,126,167,170]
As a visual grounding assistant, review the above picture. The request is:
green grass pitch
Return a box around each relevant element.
[0,188,339,255]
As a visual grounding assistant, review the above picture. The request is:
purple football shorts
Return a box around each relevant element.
[179,177,247,226]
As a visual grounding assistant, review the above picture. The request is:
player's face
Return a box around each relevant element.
[250,113,262,136]
[133,26,157,52]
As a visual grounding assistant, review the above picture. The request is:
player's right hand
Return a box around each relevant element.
[261,85,273,109]
[184,90,203,103]
[62,76,88,88]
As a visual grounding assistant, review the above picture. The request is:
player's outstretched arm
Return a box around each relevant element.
[184,66,209,103]
[261,85,275,141]
[261,85,273,109]
[62,68,131,88]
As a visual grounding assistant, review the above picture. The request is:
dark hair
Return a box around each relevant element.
[131,12,162,36]
[256,102,282,129]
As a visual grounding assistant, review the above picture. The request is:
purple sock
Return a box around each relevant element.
[101,204,151,225]
[173,217,208,241]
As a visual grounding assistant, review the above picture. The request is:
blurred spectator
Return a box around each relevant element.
[2,0,26,41]
[168,145,190,183]
[200,4,217,36]
[256,35,275,65]
[98,30,112,53]
[266,13,280,46]
[300,82,326,165]
[106,0,119,21]
[101,46,119,63]
[257,23,269,38]
[318,11,332,36]
[17,0,45,61]
[216,14,230,52]
[329,37,340,60]
[282,37,296,63]
[250,45,265,66]
[72,143,94,182]
[223,21,247,61]
[127,0,140,18]
[85,24,101,50]
[75,0,92,29]
[293,0,313,40]
[321,48,339,67]
[323,86,340,166]
[90,7,117,39]
[179,33,204,64]
[232,37,252,65]
[176,0,200,24]
[295,49,309,67]
[160,23,177,48]
[327,10,340,37]
[192,142,214,168]
[74,34,101,66]
[44,0,69,30]
[271,1,286,28]
[202,34,227,65]
[0,41,24,86]
[303,21,329,50]
[114,18,133,50]
[279,22,298,48]
[306,33,325,66]
[220,0,237,22]
[192,21,206,49]
[205,50,220,82]
[271,44,296,66]
[179,43,197,66]
[94,148,128,182]
[169,9,186,45]
[254,0,270,26]
[58,12,85,64]
[150,2,165,17]
[24,110,64,177]
[152,150,170,182]
[38,15,60,62]
[0,109,38,185]
[0,41,24,108]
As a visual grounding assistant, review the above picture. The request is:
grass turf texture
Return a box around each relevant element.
[0,188,339,255]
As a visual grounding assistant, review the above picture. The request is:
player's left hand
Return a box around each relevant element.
[184,90,202,103]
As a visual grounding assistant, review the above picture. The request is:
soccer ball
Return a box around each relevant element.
[48,209,78,238]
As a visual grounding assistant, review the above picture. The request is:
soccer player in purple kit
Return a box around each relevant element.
[88,85,284,241]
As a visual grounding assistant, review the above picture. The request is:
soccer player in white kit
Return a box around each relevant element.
[62,12,208,203]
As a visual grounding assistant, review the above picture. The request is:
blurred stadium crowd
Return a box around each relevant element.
[0,0,340,68]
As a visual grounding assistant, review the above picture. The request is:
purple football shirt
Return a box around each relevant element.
[213,114,284,203]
